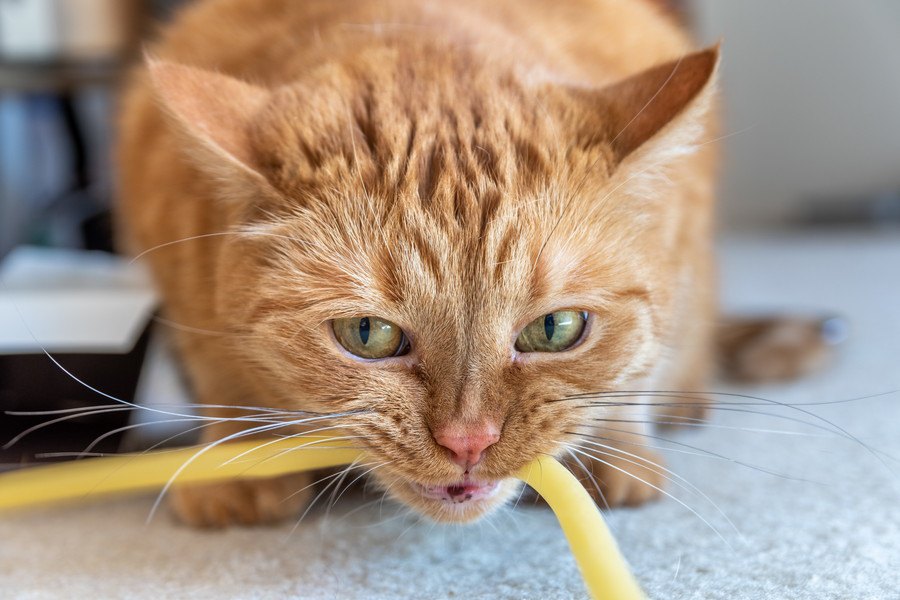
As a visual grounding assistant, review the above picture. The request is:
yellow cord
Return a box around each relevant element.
[0,436,644,599]
[515,456,645,599]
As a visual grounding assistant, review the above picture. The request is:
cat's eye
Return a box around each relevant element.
[515,310,588,353]
[332,316,409,359]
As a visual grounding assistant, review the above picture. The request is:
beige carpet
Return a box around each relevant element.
[2,232,899,599]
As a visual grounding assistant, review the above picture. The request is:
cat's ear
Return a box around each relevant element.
[572,45,720,167]
[146,58,271,187]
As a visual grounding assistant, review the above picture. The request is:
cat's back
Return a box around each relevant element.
[148,0,688,85]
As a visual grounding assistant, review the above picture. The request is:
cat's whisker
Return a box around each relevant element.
[568,428,816,484]
[34,451,110,459]
[511,470,532,511]
[324,455,368,520]
[555,388,898,407]
[4,404,303,451]
[146,419,325,523]
[394,510,425,543]
[241,432,369,471]
[280,455,370,505]
[79,417,212,457]
[563,437,743,539]
[588,416,830,438]
[5,402,301,417]
[7,403,139,416]
[330,460,393,508]
[287,455,370,537]
[77,410,306,459]
[558,389,877,445]
[217,420,365,467]
[564,428,734,461]
[562,446,612,513]
[563,444,734,548]
[2,338,344,452]
[4,406,135,449]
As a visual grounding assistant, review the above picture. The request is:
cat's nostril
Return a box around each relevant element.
[432,423,501,469]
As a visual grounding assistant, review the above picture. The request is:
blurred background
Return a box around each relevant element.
[0,0,897,462]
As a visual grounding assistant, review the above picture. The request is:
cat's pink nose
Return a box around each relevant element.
[432,423,501,469]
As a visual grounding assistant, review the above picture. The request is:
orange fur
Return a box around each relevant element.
[117,0,719,526]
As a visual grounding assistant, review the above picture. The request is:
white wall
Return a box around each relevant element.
[690,0,900,228]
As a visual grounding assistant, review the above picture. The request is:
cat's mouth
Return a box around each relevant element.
[411,478,501,504]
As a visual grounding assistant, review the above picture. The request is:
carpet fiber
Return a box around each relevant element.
[2,232,899,599]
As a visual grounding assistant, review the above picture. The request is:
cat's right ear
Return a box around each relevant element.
[564,45,720,172]
[146,58,272,190]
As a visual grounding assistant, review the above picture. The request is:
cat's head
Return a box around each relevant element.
[147,45,718,521]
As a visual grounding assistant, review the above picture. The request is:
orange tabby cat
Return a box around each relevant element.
[117,0,722,527]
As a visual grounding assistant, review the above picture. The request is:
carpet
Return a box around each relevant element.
[1,231,898,599]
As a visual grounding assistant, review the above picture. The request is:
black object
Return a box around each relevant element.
[0,324,153,467]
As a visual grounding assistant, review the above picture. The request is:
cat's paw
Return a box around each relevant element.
[568,447,665,508]
[169,473,312,528]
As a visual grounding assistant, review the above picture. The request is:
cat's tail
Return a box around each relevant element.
[715,314,848,383]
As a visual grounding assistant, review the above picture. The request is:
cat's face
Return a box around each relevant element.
[150,47,717,521]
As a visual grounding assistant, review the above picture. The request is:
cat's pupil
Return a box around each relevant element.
[359,317,370,345]
[544,313,555,341]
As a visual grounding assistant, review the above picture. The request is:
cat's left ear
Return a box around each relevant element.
[146,58,273,193]
[570,44,720,168]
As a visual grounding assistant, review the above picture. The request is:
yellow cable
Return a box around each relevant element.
[515,455,645,599]
[0,436,644,599]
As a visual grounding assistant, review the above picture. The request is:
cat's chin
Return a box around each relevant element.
[394,477,521,523]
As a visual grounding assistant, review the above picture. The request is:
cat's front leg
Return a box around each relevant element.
[565,423,665,508]
[170,472,313,528]
[168,422,314,528]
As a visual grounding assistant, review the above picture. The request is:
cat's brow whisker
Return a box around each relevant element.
[535,53,689,267]
[150,315,230,336]
[608,55,686,148]
[128,230,314,265]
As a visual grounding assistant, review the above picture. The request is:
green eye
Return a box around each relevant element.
[515,310,588,353]
[332,316,409,359]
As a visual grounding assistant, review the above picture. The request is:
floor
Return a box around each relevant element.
[1,231,898,599]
